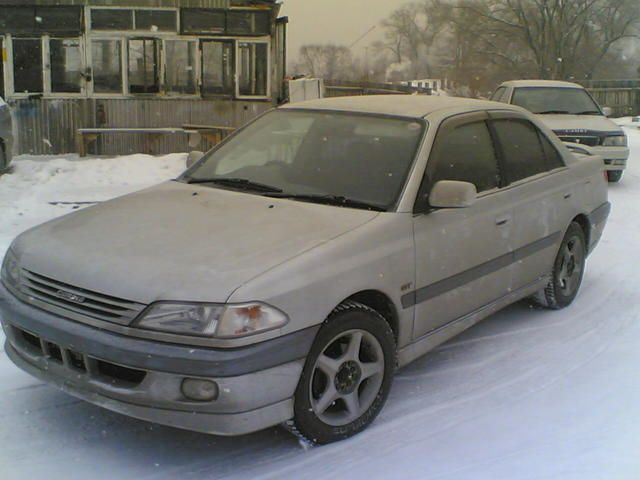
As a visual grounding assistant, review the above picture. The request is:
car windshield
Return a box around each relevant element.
[182,110,426,210]
[512,87,602,115]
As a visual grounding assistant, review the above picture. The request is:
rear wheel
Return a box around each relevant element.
[532,222,586,309]
[291,301,396,444]
[607,170,623,183]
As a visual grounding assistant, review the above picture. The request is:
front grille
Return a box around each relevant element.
[19,269,146,326]
[13,326,147,387]
[558,135,600,147]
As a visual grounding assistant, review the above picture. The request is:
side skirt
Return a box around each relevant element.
[397,275,550,368]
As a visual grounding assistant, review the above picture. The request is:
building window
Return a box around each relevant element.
[165,40,196,94]
[13,38,43,93]
[50,39,82,93]
[202,41,234,96]
[0,7,81,35]
[238,42,268,97]
[135,10,177,32]
[227,11,270,36]
[0,8,34,34]
[36,7,83,35]
[128,38,161,94]
[92,40,122,94]
[92,9,134,30]
[181,9,226,34]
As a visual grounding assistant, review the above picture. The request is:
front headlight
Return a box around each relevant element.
[134,302,288,338]
[602,135,628,147]
[1,248,20,288]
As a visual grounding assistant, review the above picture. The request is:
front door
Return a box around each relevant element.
[411,112,516,339]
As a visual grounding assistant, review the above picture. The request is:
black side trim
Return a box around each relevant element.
[0,282,318,378]
[402,232,562,308]
[587,202,611,227]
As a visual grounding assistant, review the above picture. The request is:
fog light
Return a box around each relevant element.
[181,378,219,402]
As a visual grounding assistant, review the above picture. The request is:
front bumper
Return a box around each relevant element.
[0,282,318,435]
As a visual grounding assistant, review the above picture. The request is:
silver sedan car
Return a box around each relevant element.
[0,96,610,443]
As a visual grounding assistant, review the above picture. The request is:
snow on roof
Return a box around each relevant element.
[500,80,584,89]
[282,95,517,118]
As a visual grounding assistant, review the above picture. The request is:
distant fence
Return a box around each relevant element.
[582,79,640,117]
[324,80,431,98]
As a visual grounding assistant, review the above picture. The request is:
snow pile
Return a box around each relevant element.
[0,153,187,259]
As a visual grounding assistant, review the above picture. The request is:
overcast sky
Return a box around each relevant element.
[279,0,408,61]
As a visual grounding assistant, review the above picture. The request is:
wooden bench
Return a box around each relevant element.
[182,124,236,146]
[76,125,236,157]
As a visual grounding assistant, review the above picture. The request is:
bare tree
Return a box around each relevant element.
[459,0,640,80]
[296,44,355,80]
[381,1,450,78]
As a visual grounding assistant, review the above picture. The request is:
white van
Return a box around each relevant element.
[492,80,629,182]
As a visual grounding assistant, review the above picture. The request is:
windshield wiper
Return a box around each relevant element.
[265,193,386,212]
[535,110,571,114]
[185,177,283,193]
[575,110,602,115]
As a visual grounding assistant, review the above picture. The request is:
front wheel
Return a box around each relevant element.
[291,301,396,444]
[532,222,586,309]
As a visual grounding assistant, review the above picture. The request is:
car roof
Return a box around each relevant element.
[500,80,584,89]
[281,95,522,119]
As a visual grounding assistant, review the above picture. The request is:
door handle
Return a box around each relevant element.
[495,216,511,226]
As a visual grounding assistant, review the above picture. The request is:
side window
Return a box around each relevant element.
[429,121,500,193]
[491,87,506,102]
[492,119,548,183]
[499,88,511,103]
[538,132,565,170]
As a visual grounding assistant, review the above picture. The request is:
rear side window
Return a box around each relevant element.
[538,132,565,170]
[429,121,500,193]
[492,119,548,183]
[491,87,506,102]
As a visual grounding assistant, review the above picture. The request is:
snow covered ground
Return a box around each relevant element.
[0,129,639,479]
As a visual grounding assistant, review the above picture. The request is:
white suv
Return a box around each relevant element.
[492,80,629,183]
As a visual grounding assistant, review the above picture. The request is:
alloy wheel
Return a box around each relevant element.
[309,329,385,426]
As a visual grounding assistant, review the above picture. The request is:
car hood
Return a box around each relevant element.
[12,182,379,304]
[535,114,622,134]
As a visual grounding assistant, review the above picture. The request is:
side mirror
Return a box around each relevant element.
[602,107,613,117]
[429,180,477,209]
[186,151,204,169]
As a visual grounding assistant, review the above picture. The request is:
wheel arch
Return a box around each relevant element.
[340,290,400,344]
[571,214,591,251]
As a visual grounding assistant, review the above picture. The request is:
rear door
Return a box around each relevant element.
[411,112,516,339]
[488,112,573,289]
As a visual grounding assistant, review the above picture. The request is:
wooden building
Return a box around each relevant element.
[0,1,287,155]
